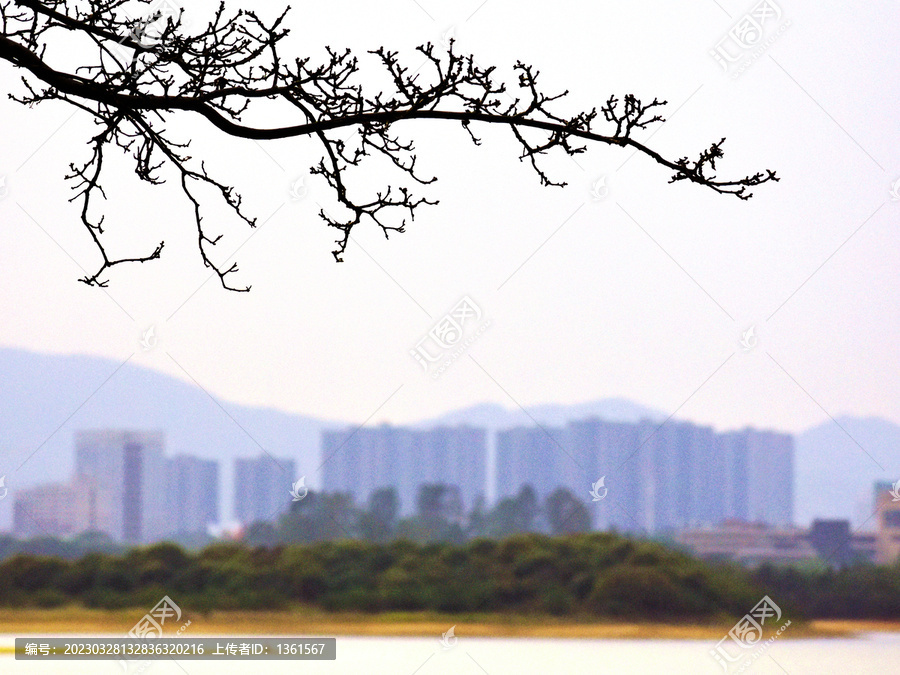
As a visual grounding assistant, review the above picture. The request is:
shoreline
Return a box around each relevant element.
[1,609,899,640]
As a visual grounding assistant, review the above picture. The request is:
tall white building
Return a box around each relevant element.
[233,454,295,524]
[746,429,794,527]
[166,455,219,535]
[321,425,488,516]
[494,418,795,534]
[75,430,167,543]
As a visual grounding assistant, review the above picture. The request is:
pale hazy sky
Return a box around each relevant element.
[0,0,897,434]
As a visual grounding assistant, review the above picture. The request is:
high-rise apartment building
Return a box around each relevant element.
[318,418,792,535]
[566,419,647,532]
[74,430,167,543]
[233,454,295,524]
[745,430,794,527]
[322,425,488,515]
[166,455,219,535]
[494,418,795,534]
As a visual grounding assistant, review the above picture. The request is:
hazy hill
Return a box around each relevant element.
[795,417,900,528]
[0,347,343,527]
[418,398,665,431]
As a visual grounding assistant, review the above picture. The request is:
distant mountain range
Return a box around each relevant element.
[0,347,897,529]
[419,399,664,431]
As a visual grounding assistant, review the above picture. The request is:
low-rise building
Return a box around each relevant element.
[12,482,93,538]
[875,489,900,565]
[674,520,817,566]
[675,518,881,567]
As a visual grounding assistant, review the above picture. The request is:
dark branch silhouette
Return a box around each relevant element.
[0,0,778,290]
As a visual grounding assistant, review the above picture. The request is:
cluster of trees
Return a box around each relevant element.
[754,564,900,619]
[1,532,898,619]
[0,533,763,619]
[244,485,592,548]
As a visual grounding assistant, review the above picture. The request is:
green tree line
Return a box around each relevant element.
[1,532,898,620]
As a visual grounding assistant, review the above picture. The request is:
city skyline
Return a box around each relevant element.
[5,433,898,570]
[8,417,796,542]
[18,340,890,532]
[497,419,793,533]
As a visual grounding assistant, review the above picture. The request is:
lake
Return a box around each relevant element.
[2,633,899,673]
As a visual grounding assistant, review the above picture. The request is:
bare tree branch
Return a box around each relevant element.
[0,0,779,288]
